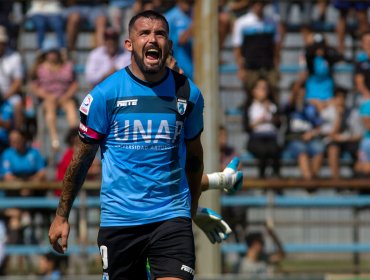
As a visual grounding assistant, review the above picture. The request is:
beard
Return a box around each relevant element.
[132,47,170,74]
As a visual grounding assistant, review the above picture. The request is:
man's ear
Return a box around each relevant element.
[124,39,133,52]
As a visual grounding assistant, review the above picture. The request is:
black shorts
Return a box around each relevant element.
[97,217,195,280]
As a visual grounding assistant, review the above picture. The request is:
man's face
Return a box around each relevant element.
[125,17,171,74]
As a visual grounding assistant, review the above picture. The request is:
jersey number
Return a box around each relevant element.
[100,245,108,269]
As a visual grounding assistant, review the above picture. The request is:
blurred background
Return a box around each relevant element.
[1,0,370,279]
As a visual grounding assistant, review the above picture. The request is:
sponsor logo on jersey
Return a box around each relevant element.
[177,98,187,115]
[114,120,183,144]
[117,99,138,107]
[180,264,195,275]
[79,123,88,133]
[80,94,93,115]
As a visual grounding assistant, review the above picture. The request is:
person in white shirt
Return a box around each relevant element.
[85,27,130,86]
[0,26,23,129]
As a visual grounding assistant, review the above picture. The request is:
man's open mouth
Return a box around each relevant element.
[145,48,160,61]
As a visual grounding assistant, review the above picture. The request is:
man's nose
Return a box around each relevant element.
[148,32,157,43]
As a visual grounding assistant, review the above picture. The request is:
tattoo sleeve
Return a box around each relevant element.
[56,138,99,218]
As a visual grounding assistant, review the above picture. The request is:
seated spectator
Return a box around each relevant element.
[85,27,130,86]
[26,0,66,51]
[355,31,370,101]
[0,0,19,50]
[232,0,280,95]
[324,88,362,179]
[165,0,194,79]
[56,127,101,183]
[243,78,281,178]
[293,33,343,109]
[30,38,79,152]
[355,98,370,176]
[108,0,136,35]
[332,0,370,55]
[38,253,63,280]
[65,0,108,52]
[0,95,15,153]
[0,216,5,275]
[284,83,324,180]
[2,129,46,182]
[0,25,24,129]
[238,222,285,277]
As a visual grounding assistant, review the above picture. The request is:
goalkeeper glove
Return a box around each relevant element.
[193,207,232,244]
[207,157,243,193]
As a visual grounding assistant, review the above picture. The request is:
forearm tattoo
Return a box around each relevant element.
[56,140,99,218]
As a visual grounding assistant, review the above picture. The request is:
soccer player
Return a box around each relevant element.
[49,10,242,280]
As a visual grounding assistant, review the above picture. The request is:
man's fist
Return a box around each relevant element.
[207,157,243,193]
[193,207,232,244]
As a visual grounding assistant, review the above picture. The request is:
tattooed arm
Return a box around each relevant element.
[185,135,204,218]
[49,137,99,253]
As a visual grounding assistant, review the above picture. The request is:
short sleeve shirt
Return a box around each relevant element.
[78,67,204,227]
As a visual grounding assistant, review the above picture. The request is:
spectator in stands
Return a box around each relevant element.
[355,98,370,176]
[26,1,66,52]
[85,27,130,86]
[324,88,362,179]
[218,0,233,52]
[243,77,281,178]
[228,0,249,19]
[238,221,285,277]
[0,0,19,50]
[0,25,24,130]
[355,31,370,100]
[0,216,5,275]
[332,0,370,55]
[0,94,15,154]
[38,252,62,280]
[2,129,46,182]
[232,0,280,94]
[108,0,136,36]
[293,33,343,109]
[30,38,79,152]
[284,83,324,180]
[56,127,101,184]
[165,0,194,79]
[65,0,108,52]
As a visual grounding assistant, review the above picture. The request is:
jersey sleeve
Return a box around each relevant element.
[79,86,109,144]
[184,88,204,140]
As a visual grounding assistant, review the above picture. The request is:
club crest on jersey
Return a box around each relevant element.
[177,98,187,115]
[80,94,93,115]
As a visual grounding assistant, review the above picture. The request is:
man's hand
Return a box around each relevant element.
[48,214,70,254]
[207,157,243,193]
[193,207,232,244]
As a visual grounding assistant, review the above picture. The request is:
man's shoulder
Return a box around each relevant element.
[170,70,202,103]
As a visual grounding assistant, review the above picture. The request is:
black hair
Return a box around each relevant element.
[334,86,348,97]
[128,10,169,35]
[245,231,264,248]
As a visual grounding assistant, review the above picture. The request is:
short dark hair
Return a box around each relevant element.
[245,231,264,247]
[128,10,169,35]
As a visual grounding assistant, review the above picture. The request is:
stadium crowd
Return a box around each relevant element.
[0,0,369,277]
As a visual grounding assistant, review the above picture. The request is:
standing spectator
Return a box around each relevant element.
[108,0,136,35]
[284,83,324,180]
[325,88,362,179]
[232,0,280,94]
[238,222,285,277]
[0,0,19,50]
[165,0,194,79]
[0,25,24,129]
[65,0,108,52]
[355,31,370,100]
[26,0,66,51]
[30,38,79,152]
[85,27,131,86]
[243,78,281,178]
[2,129,46,182]
[332,0,370,55]
[293,33,343,108]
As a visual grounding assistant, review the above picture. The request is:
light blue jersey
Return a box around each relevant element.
[79,67,204,227]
